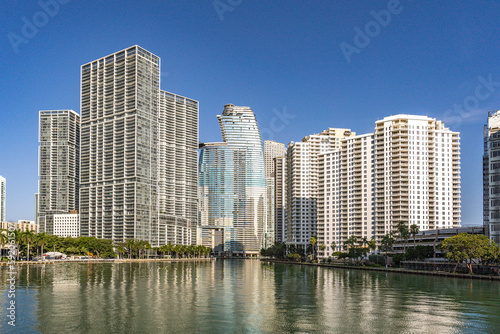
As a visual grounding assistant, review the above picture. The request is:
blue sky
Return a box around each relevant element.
[1,0,499,224]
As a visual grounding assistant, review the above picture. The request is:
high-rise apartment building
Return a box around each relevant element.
[80,46,198,246]
[286,128,355,248]
[38,110,80,234]
[484,110,500,244]
[0,176,5,222]
[263,140,286,247]
[274,156,287,243]
[318,133,374,255]
[158,90,199,245]
[317,115,461,258]
[199,104,266,254]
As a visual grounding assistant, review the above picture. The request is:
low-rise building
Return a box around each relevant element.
[53,214,80,238]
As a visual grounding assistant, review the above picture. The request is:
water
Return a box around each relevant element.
[1,260,500,333]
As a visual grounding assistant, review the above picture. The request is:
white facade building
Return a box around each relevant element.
[274,156,287,243]
[263,140,286,247]
[53,214,80,238]
[317,115,461,258]
[286,128,355,248]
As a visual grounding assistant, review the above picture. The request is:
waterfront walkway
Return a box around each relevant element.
[261,259,500,281]
[1,257,215,265]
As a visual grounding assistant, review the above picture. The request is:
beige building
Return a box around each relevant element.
[1,220,39,233]
[286,128,355,248]
[317,115,461,258]
[263,140,286,247]
[274,156,287,243]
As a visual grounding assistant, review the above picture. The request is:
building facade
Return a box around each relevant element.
[484,110,500,244]
[274,156,287,243]
[38,110,80,235]
[263,140,286,247]
[158,90,199,245]
[0,221,39,233]
[53,214,80,238]
[0,176,5,223]
[199,104,267,254]
[317,115,461,258]
[286,128,355,248]
[80,46,198,246]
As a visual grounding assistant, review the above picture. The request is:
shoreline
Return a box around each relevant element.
[1,257,215,266]
[261,259,500,281]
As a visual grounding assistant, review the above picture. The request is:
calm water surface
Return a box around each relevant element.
[1,260,500,333]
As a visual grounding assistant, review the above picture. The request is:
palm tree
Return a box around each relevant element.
[309,236,317,260]
[410,224,420,248]
[20,230,36,261]
[36,233,49,258]
[126,239,136,259]
[380,233,395,265]
[395,221,410,252]
[368,238,377,253]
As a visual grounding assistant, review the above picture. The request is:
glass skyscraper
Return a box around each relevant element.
[199,104,266,254]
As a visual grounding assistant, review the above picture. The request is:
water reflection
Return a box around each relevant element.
[1,261,499,333]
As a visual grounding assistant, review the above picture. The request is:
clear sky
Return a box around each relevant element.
[1,0,499,224]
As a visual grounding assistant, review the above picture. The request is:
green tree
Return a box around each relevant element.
[438,233,500,274]
[330,241,337,253]
[310,236,317,260]
[380,233,395,265]
[410,224,420,248]
[395,221,410,252]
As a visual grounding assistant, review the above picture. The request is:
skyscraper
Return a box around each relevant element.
[274,156,287,243]
[286,128,355,249]
[80,46,198,246]
[484,110,500,244]
[199,104,266,254]
[158,90,199,245]
[38,110,80,234]
[263,140,286,247]
[317,115,461,258]
[0,176,5,222]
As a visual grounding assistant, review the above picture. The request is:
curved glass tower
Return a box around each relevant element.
[199,104,266,254]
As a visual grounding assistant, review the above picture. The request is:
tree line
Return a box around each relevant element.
[261,221,500,274]
[0,229,211,260]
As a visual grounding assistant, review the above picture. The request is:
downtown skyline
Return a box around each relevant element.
[1,1,500,225]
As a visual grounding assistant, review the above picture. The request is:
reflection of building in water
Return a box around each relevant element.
[314,267,463,333]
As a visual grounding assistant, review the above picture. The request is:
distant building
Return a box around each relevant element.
[264,141,286,178]
[199,104,266,254]
[0,176,5,223]
[484,110,500,244]
[38,110,80,235]
[263,140,286,247]
[317,115,461,258]
[0,220,38,233]
[274,156,287,243]
[53,214,80,238]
